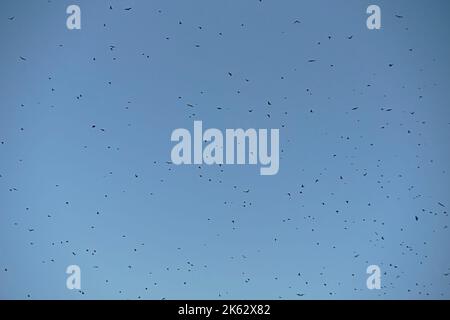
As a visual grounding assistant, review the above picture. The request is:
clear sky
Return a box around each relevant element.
[0,0,449,299]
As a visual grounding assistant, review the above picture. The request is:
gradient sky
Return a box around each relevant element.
[1,0,450,299]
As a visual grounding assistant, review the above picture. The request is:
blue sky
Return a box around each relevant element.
[0,0,449,299]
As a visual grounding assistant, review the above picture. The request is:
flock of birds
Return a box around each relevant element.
[1,1,449,299]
